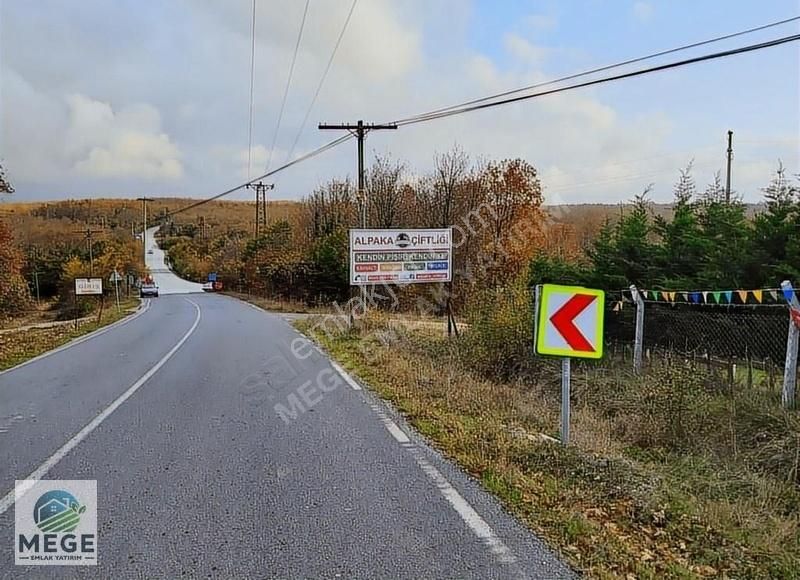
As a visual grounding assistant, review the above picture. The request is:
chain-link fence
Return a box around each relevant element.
[466,283,798,403]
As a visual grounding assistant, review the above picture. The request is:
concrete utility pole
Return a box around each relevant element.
[725,130,733,203]
[246,181,274,239]
[136,197,154,265]
[74,228,103,276]
[318,121,398,311]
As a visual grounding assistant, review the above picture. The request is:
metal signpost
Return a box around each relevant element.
[781,280,799,409]
[349,228,452,286]
[109,270,123,312]
[535,284,605,445]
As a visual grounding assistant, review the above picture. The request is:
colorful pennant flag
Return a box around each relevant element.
[753,290,763,303]
[737,290,748,303]
[681,292,689,302]
[690,292,700,303]
[711,291,721,304]
[661,291,669,301]
[769,290,778,302]
[723,291,733,304]
[702,291,708,303]
[669,292,676,302]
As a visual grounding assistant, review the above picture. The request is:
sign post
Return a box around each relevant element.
[535,284,605,445]
[74,278,104,328]
[109,270,123,312]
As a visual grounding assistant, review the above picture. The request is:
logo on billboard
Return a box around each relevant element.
[395,233,411,248]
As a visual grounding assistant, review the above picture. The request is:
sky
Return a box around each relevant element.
[1,0,798,205]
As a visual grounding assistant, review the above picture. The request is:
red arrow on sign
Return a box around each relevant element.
[549,294,597,352]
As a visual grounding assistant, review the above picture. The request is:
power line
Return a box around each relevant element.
[168,133,353,217]
[393,16,800,126]
[265,0,310,174]
[284,0,359,165]
[393,33,800,127]
[168,29,800,218]
[246,0,257,180]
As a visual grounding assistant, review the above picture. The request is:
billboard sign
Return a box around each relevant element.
[75,278,103,296]
[349,228,452,286]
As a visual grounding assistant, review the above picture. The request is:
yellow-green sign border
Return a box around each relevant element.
[535,284,605,359]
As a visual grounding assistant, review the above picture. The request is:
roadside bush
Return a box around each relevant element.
[461,277,536,379]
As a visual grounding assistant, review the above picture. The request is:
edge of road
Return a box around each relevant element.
[222,292,575,578]
[0,298,150,378]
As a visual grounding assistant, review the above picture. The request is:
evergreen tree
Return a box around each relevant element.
[654,164,707,288]
[696,173,750,287]
[747,163,800,285]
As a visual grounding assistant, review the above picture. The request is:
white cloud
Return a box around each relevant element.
[66,95,183,180]
[632,1,654,23]
[1,0,795,203]
[504,34,549,67]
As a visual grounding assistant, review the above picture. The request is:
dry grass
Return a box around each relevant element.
[0,298,140,371]
[298,315,800,579]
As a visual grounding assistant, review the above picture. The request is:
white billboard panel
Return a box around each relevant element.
[349,228,452,286]
[75,278,103,295]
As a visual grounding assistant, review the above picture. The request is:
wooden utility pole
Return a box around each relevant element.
[318,121,398,228]
[74,228,103,276]
[246,181,274,239]
[318,121,398,313]
[725,130,733,203]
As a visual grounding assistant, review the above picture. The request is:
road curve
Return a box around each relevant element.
[145,226,204,295]
[0,294,573,579]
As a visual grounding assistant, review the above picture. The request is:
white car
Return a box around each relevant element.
[140,283,159,298]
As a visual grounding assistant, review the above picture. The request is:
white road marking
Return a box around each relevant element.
[370,403,410,443]
[408,446,518,567]
[330,360,362,391]
[0,299,151,378]
[0,298,201,516]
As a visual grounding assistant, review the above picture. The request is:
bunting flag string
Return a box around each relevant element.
[633,286,787,305]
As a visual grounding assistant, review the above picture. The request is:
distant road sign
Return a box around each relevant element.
[208,272,217,282]
[75,278,103,295]
[536,284,604,359]
[349,228,452,286]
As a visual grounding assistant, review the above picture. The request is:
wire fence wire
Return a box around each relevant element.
[470,285,795,391]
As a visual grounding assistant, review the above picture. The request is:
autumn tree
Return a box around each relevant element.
[0,220,32,316]
[367,155,406,228]
[481,158,544,283]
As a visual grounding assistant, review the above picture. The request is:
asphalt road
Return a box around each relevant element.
[145,226,204,294]
[0,247,573,578]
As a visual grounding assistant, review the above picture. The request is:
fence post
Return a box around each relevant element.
[780,280,799,409]
[630,285,645,374]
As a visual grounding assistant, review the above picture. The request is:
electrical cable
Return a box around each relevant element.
[265,0,310,174]
[284,0,359,165]
[246,0,257,180]
[393,33,800,127]
[168,134,353,217]
[392,16,800,125]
